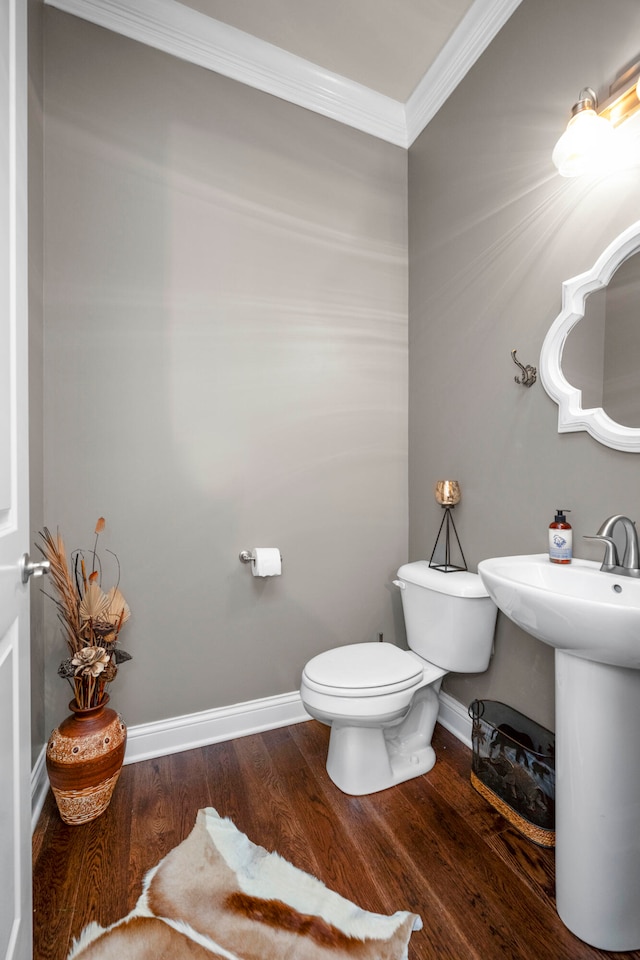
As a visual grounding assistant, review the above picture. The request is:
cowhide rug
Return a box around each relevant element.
[68,807,422,960]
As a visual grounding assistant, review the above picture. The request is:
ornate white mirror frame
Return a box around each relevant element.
[540,219,640,452]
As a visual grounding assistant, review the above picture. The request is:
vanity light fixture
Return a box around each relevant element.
[552,62,640,177]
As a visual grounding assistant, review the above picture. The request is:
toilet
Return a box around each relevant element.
[300,560,497,796]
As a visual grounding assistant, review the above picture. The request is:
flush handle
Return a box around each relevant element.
[392,579,406,589]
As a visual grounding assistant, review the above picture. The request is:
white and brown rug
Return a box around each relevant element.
[68,807,422,959]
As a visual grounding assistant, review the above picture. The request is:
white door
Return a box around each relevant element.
[0,2,32,959]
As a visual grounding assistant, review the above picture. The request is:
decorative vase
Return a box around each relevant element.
[46,695,127,825]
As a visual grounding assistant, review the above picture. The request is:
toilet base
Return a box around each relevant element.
[325,683,441,796]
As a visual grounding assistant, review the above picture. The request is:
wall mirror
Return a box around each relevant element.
[540,219,640,452]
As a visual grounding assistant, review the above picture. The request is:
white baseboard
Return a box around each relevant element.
[436,690,473,748]
[123,690,310,765]
[31,688,470,827]
[31,745,50,832]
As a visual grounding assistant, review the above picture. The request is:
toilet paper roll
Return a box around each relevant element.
[251,547,282,577]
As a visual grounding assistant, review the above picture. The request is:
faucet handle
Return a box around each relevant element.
[583,534,620,570]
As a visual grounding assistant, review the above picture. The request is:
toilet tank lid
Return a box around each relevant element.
[396,561,489,598]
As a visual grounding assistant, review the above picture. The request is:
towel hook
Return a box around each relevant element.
[511,349,537,388]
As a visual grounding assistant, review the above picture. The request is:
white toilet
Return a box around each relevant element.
[300,560,497,796]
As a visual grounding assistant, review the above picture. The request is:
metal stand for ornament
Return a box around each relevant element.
[429,506,468,573]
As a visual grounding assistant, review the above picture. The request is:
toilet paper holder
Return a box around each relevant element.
[239,550,282,564]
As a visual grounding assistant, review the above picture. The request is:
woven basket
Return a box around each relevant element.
[469,700,555,848]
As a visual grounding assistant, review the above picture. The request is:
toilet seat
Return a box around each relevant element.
[302,642,424,698]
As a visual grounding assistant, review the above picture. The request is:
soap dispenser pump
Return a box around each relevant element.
[549,509,572,564]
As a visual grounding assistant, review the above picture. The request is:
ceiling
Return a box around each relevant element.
[45,0,523,147]
[179,0,475,103]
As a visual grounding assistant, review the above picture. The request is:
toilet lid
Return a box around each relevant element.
[302,643,423,698]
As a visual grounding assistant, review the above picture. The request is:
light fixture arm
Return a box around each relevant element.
[572,87,598,115]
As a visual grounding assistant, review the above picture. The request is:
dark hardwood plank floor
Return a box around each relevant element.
[32,720,638,960]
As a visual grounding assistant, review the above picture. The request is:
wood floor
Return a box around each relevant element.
[33,720,639,960]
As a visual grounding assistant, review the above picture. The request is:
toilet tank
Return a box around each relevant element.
[395,561,497,674]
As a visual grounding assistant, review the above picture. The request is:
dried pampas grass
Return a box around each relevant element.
[38,519,131,709]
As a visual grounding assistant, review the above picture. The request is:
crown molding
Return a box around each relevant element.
[44,0,408,145]
[44,0,522,148]
[405,0,523,146]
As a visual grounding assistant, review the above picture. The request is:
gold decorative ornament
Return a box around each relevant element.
[430,481,467,572]
[434,480,461,506]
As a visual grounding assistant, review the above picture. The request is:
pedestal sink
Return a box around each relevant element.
[478,554,640,952]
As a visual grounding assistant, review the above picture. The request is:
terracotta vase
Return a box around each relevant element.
[46,695,127,825]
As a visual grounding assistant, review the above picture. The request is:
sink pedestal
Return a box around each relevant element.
[477,554,640,949]
[555,650,640,951]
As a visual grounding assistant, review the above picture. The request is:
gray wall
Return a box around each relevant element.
[409,0,640,730]
[38,0,640,746]
[42,10,408,731]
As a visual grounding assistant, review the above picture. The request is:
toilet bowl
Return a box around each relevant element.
[301,642,446,795]
[300,561,497,796]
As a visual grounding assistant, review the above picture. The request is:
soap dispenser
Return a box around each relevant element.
[549,509,572,564]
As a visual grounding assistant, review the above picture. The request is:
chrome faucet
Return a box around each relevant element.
[584,515,640,577]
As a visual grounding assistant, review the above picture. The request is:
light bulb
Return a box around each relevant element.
[552,108,615,178]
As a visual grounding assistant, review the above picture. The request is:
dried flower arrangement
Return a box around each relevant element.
[38,518,131,710]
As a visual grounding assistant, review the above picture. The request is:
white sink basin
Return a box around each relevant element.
[478,553,640,669]
[477,552,640,951]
